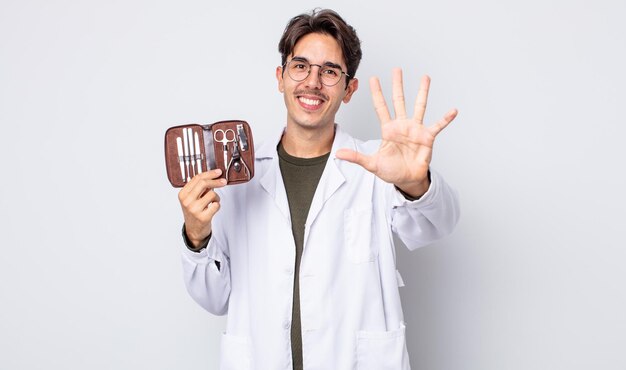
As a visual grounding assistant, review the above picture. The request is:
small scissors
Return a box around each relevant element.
[213,129,236,173]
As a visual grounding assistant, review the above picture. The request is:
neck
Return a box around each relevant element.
[281,123,334,158]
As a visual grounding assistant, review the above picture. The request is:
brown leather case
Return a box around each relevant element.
[164,120,255,187]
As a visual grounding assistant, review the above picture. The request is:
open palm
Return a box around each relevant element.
[337,68,457,197]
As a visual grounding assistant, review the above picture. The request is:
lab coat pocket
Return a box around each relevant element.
[219,332,251,370]
[344,206,376,263]
[356,324,410,370]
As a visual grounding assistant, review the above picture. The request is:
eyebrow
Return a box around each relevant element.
[291,56,343,70]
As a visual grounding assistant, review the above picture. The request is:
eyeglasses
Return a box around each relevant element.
[283,58,350,87]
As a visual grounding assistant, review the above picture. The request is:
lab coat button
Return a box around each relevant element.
[285,268,294,275]
[283,320,291,330]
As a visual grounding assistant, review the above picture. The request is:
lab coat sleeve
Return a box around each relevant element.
[181,235,231,315]
[390,169,460,250]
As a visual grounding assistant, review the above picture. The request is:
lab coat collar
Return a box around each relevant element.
[256,124,356,229]
[254,124,357,160]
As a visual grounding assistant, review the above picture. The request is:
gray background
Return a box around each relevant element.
[1,0,624,369]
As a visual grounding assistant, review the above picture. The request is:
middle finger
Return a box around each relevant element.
[392,68,407,119]
[193,189,221,213]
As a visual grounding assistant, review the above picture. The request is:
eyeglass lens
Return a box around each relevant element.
[287,60,344,86]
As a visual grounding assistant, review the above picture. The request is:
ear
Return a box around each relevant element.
[276,66,285,93]
[342,78,359,103]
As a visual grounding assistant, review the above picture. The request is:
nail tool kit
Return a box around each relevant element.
[164,120,255,187]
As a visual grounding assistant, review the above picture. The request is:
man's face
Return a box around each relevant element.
[276,32,358,132]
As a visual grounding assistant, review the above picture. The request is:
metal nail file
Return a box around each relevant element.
[194,131,202,174]
[202,128,216,171]
[176,137,185,182]
[237,124,248,151]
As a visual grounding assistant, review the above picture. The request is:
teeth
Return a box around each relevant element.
[299,97,321,106]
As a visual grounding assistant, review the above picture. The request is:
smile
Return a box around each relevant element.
[298,97,322,106]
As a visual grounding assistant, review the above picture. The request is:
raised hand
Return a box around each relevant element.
[336,68,458,197]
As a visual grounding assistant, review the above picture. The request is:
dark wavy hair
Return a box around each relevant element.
[278,9,363,84]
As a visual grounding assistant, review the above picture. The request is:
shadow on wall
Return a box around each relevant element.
[396,233,472,367]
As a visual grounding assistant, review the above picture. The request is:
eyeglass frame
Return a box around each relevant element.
[282,57,351,87]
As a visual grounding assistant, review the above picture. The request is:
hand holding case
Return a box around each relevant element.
[164,120,255,187]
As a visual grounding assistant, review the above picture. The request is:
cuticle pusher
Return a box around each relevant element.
[194,131,203,174]
[182,128,191,182]
[187,128,196,176]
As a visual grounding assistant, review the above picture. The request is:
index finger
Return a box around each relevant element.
[413,75,431,124]
[179,169,225,200]
[370,77,391,123]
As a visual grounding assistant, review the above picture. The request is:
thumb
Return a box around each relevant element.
[336,149,375,172]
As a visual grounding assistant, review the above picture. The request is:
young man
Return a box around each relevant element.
[178,9,459,370]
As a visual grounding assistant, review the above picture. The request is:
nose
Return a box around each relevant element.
[304,64,323,89]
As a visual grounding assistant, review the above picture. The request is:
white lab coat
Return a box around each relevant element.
[181,125,460,370]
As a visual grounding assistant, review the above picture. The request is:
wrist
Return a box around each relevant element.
[395,170,432,199]
[182,224,211,252]
[396,181,429,199]
[188,230,211,248]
